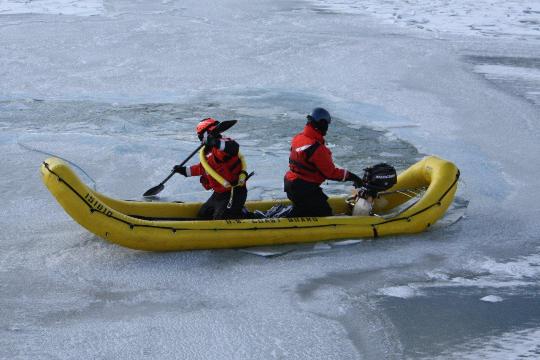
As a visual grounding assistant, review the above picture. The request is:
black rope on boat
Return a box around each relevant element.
[22,142,98,190]
[374,170,460,226]
[42,162,460,233]
[44,161,151,229]
[371,225,378,238]
[44,161,341,232]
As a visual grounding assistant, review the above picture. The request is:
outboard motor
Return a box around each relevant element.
[351,163,397,216]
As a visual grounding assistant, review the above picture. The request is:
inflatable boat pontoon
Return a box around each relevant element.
[41,156,459,251]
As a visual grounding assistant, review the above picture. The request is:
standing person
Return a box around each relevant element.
[173,118,248,220]
[284,107,363,217]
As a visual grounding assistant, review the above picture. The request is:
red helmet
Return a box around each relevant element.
[196,118,219,136]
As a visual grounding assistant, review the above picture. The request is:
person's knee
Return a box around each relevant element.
[198,210,213,220]
[197,204,212,219]
[213,206,243,220]
[319,205,333,217]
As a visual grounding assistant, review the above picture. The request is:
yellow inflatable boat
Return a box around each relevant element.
[40,156,459,251]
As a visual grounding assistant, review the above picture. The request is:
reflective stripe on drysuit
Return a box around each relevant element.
[285,124,348,185]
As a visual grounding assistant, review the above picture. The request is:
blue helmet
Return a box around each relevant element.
[307,107,331,124]
[307,107,331,135]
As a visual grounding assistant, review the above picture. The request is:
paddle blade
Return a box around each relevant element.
[213,119,237,134]
[143,183,164,197]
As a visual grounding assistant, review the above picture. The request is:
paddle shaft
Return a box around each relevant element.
[163,119,237,184]
[143,119,237,197]
[158,143,204,186]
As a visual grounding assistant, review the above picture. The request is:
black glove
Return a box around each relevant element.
[345,171,363,188]
[173,165,187,176]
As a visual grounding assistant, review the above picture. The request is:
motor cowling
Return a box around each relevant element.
[354,163,397,203]
[349,163,397,216]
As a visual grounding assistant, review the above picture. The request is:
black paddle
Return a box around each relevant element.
[143,120,237,197]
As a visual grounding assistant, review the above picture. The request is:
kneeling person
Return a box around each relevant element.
[174,118,248,220]
[284,107,362,217]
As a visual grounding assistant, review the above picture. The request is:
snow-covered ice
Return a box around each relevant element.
[0,0,103,16]
[480,295,504,302]
[310,0,540,40]
[1,0,540,359]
